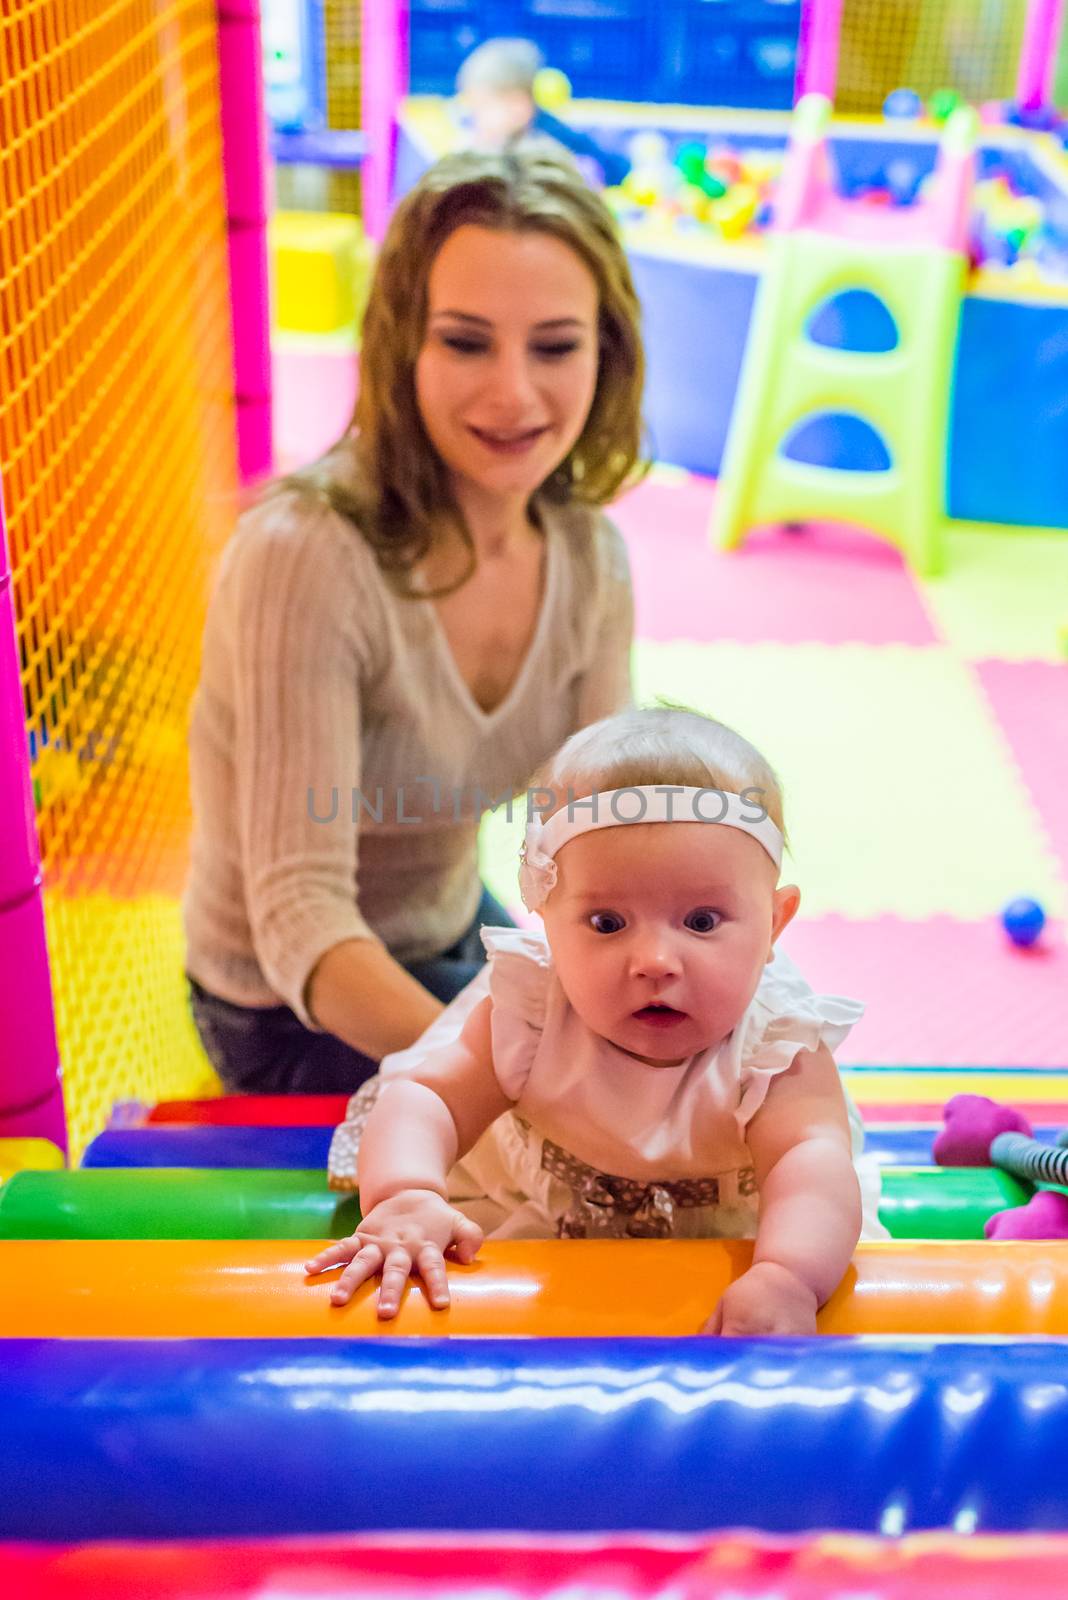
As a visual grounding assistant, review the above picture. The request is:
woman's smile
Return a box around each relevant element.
[468,423,551,455]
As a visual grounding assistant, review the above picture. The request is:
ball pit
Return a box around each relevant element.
[583,115,1068,285]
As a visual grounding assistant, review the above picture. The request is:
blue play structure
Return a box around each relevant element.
[267,1,807,136]
[261,0,326,132]
[409,0,804,109]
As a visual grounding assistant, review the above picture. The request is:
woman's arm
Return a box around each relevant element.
[225,499,446,1054]
[306,939,443,1060]
[705,1044,861,1335]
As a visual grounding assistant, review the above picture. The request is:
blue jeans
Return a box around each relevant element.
[188,887,515,1096]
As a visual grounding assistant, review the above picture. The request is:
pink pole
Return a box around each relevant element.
[0,481,66,1150]
[217,0,273,482]
[794,0,843,103]
[361,0,410,242]
[1016,0,1066,110]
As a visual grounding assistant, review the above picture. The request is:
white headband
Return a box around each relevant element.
[519,785,784,911]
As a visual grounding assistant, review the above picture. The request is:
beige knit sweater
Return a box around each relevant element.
[183,484,634,1027]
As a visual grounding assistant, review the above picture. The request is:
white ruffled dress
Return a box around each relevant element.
[329,926,887,1241]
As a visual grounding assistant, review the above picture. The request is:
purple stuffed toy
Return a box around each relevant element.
[936,1094,1068,1240]
[933,1093,1032,1166]
[986,1189,1068,1240]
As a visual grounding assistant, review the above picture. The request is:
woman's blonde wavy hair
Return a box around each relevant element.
[280,149,647,593]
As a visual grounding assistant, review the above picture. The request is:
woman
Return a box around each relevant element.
[183,149,646,1094]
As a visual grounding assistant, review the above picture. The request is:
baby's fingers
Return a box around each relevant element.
[330,1241,385,1307]
[304,1236,363,1276]
[376,1245,415,1320]
[448,1213,484,1265]
[415,1242,451,1310]
[700,1300,725,1337]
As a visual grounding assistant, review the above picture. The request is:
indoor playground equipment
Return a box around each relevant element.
[397,0,1068,531]
[0,1,266,1166]
[712,93,976,575]
[261,0,402,343]
[4,1,1068,1590]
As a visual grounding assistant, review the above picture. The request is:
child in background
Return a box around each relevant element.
[308,706,885,1334]
[455,37,631,189]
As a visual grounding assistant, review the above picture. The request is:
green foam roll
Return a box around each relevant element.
[879,1166,1032,1239]
[0,1164,1035,1241]
[0,1168,360,1241]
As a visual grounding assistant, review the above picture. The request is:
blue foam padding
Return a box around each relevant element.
[864,1126,1063,1166]
[3,1337,1068,1540]
[79,1123,1065,1171]
[80,1125,334,1169]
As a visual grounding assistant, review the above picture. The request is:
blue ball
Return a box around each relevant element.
[885,157,920,206]
[884,88,923,121]
[1001,897,1047,948]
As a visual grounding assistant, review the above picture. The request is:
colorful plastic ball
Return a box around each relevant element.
[675,141,710,185]
[1001,897,1047,948]
[533,67,571,111]
[706,150,742,187]
[885,157,920,206]
[709,182,759,238]
[621,172,662,208]
[929,87,963,123]
[884,88,922,120]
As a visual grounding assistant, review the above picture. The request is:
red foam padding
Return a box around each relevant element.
[3,1533,1068,1598]
[147,1095,349,1126]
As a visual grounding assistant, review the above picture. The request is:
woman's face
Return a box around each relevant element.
[415,223,600,505]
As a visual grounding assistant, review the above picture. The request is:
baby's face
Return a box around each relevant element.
[541,823,799,1066]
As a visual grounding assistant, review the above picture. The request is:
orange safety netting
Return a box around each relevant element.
[0,1,239,1153]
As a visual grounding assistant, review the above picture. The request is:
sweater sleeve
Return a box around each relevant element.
[225,493,378,1027]
[575,514,635,726]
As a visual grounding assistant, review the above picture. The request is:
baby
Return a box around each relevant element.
[307,706,884,1333]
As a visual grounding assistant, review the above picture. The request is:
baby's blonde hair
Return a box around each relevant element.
[535,704,786,835]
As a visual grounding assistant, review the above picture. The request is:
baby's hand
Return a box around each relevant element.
[702,1260,818,1337]
[304,1189,483,1318]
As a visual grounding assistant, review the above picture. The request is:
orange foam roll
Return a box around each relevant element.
[2,1238,1068,1338]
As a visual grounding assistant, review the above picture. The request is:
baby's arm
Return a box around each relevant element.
[705,1043,861,1336]
[305,994,512,1316]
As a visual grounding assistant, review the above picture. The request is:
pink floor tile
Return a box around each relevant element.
[783,914,1068,1067]
[614,475,939,646]
[976,660,1068,883]
[272,345,359,472]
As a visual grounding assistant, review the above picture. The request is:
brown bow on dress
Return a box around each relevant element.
[540,1138,754,1239]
